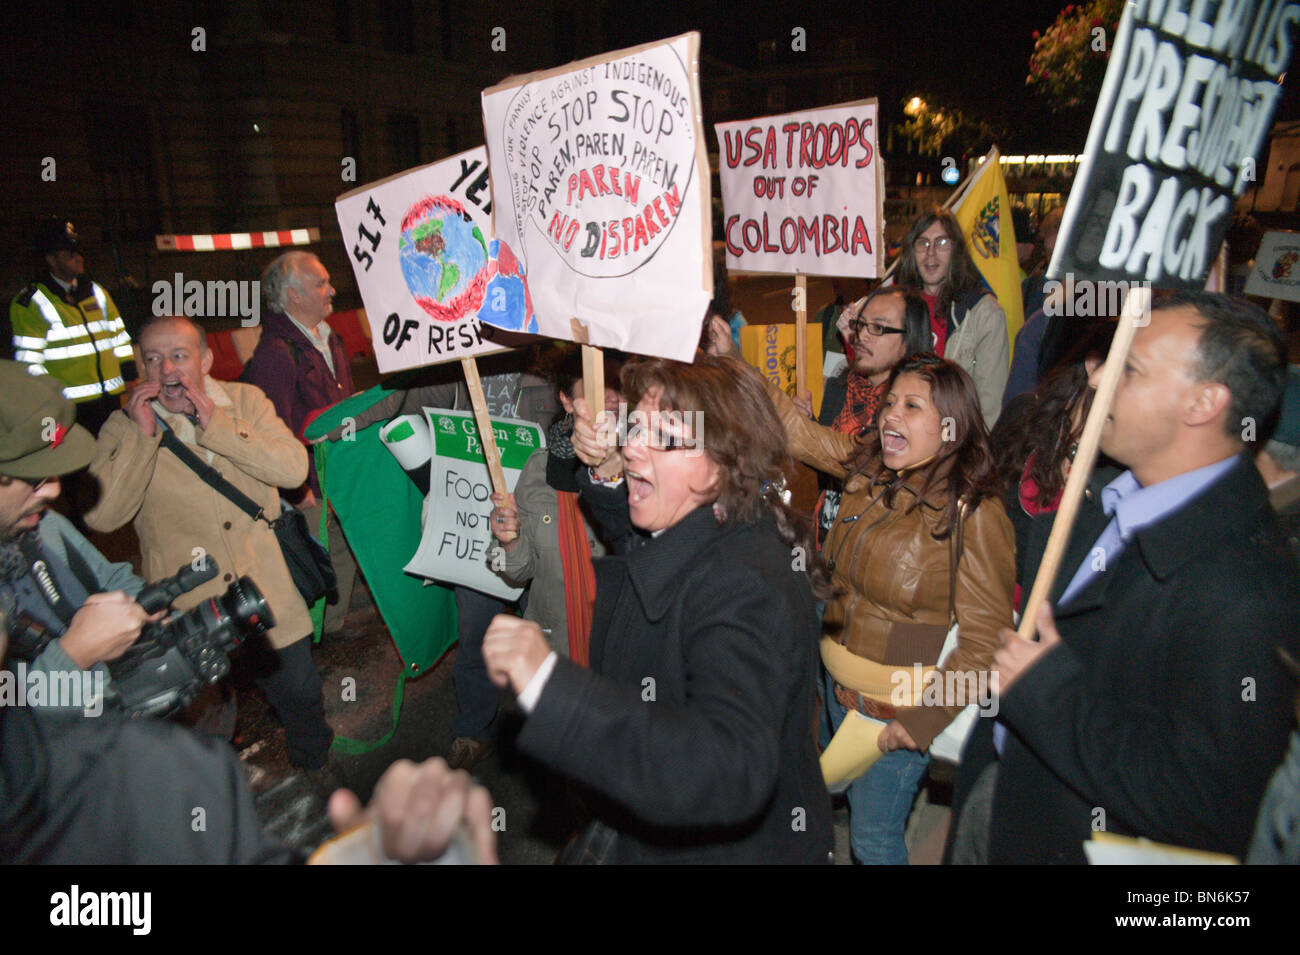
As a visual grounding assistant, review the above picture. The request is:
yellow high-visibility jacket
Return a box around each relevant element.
[10,277,133,402]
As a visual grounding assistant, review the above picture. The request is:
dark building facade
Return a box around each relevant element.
[0,0,602,310]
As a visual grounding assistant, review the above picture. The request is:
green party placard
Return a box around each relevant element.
[401,409,545,599]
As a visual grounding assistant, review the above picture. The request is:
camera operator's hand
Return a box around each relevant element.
[59,591,154,669]
[327,758,499,864]
[126,381,161,436]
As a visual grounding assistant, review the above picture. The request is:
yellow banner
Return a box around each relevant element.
[953,149,1023,350]
[740,323,824,418]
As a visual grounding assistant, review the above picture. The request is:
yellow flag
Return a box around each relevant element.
[952,147,1023,350]
[739,323,824,417]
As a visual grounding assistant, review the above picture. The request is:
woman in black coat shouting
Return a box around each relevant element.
[483,354,834,863]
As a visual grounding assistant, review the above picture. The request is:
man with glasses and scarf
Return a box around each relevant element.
[790,286,933,548]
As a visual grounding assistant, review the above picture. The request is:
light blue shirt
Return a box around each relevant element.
[993,454,1241,754]
[1056,455,1240,608]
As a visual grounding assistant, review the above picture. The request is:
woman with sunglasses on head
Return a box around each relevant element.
[897,208,1010,429]
[481,354,835,863]
[709,329,1015,865]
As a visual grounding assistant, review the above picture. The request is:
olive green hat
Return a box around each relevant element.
[0,360,95,480]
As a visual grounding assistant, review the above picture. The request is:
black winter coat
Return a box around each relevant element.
[1,704,293,863]
[518,504,834,863]
[954,454,1300,863]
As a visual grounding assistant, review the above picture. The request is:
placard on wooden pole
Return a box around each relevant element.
[795,272,808,399]
[460,356,512,541]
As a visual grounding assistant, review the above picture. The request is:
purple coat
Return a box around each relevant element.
[241,310,354,495]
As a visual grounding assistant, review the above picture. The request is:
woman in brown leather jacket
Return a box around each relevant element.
[712,326,1015,864]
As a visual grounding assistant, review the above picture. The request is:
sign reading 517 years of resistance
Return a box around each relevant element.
[336,147,538,374]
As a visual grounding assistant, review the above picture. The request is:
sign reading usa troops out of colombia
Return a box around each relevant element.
[481,32,712,361]
[716,99,883,278]
[335,146,540,374]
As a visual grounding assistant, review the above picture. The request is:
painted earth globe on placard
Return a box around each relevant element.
[398,195,490,322]
[477,238,538,334]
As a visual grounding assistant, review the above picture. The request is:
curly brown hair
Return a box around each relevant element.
[845,354,999,539]
[992,319,1115,508]
[620,354,832,599]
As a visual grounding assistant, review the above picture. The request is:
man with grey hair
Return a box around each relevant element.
[87,314,336,773]
[241,252,357,634]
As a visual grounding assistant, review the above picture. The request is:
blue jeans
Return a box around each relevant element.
[823,670,930,865]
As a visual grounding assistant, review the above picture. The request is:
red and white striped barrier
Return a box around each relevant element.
[155,228,320,252]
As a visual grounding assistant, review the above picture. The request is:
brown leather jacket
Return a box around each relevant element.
[767,378,1015,749]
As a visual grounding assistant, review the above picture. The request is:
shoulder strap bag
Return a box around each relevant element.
[157,423,336,605]
[927,499,980,764]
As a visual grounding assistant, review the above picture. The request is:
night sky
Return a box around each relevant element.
[601,0,1086,149]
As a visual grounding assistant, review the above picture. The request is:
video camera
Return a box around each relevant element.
[109,558,275,717]
[6,557,275,718]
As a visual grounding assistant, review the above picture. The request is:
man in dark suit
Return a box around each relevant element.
[951,290,1300,864]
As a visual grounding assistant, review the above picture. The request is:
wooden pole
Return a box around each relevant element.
[460,356,513,541]
[1016,284,1148,639]
[582,344,604,419]
[794,273,808,399]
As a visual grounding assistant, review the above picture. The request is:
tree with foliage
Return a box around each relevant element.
[1027,0,1124,111]
[895,94,1004,157]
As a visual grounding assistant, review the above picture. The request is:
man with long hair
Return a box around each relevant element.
[897,208,1009,429]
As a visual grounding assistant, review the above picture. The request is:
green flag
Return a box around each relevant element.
[306,387,458,679]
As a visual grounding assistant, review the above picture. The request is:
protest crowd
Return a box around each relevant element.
[3,18,1300,871]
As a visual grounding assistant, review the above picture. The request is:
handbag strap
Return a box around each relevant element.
[157,421,273,527]
[948,499,968,627]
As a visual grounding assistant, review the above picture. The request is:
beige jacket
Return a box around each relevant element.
[944,293,1009,430]
[85,378,311,649]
